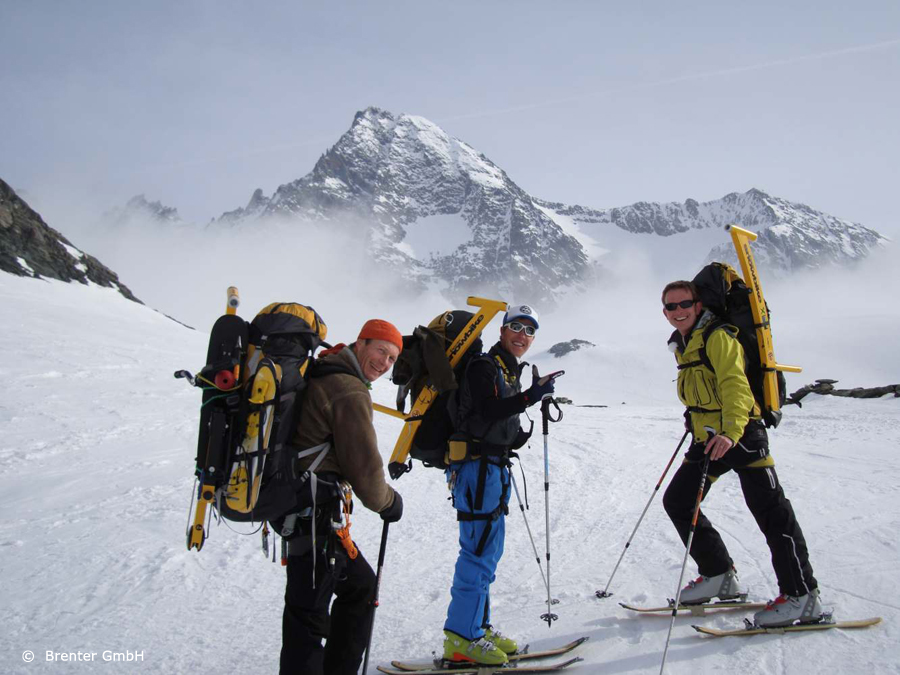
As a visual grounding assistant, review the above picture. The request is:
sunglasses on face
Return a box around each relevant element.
[505,321,536,337]
[664,299,697,311]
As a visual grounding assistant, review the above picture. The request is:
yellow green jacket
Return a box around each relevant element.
[669,311,759,444]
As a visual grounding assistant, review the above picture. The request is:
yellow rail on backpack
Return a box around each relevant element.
[727,225,802,416]
[375,296,508,467]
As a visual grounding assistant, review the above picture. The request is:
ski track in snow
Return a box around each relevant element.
[1,274,898,674]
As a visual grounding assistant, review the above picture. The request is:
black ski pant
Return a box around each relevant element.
[662,422,817,597]
[280,541,376,675]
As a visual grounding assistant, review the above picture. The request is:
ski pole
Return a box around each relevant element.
[540,396,563,626]
[659,449,712,675]
[361,521,390,675]
[509,471,555,603]
[596,429,690,599]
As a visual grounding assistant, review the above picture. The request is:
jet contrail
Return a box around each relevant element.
[438,37,900,124]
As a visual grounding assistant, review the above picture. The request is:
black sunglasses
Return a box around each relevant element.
[664,299,697,311]
[505,321,536,337]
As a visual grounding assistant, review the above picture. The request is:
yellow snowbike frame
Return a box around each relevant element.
[373,296,508,469]
[727,225,802,416]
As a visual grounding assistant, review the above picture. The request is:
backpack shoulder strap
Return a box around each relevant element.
[677,319,733,372]
[697,320,737,372]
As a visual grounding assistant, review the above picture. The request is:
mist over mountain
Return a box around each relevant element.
[0,178,140,302]
[212,106,591,305]
[539,188,888,275]
[104,194,184,228]
[208,107,886,296]
[7,106,890,327]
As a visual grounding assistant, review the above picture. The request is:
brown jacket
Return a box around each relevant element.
[292,344,396,513]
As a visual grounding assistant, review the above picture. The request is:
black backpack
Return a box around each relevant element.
[390,310,483,473]
[692,262,787,428]
[181,301,334,554]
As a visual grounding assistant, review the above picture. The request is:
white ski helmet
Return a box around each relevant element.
[503,303,539,329]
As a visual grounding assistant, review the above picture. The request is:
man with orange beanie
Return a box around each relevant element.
[281,319,404,675]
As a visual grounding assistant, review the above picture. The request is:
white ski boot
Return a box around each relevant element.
[753,588,823,627]
[679,567,746,605]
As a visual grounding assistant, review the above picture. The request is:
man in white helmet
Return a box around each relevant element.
[441,304,558,667]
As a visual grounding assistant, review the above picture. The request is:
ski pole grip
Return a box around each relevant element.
[541,398,551,434]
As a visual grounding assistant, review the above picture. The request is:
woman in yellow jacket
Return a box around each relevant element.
[660,280,822,628]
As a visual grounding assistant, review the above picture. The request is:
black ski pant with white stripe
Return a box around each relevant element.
[662,421,818,598]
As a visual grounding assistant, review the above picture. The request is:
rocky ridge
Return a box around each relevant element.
[538,188,887,273]
[214,107,590,304]
[0,178,140,302]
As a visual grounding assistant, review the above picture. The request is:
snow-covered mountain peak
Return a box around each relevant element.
[97,108,885,302]
[538,188,888,276]
[113,194,183,225]
[215,107,589,305]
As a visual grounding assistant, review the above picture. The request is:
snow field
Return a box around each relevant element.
[1,273,897,674]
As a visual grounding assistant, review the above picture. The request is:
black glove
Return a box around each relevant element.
[379,491,403,523]
[523,377,555,407]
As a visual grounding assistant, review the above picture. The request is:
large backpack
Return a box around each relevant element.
[390,310,484,471]
[691,262,787,428]
[182,301,330,551]
[219,302,331,522]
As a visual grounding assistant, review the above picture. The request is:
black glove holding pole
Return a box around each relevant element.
[379,491,403,523]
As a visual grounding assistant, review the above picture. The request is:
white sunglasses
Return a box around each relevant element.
[505,321,536,337]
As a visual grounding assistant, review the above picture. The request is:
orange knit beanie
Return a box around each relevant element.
[357,319,403,352]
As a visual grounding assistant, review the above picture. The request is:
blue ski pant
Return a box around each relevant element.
[444,460,510,640]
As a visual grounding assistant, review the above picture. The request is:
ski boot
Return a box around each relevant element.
[483,625,518,655]
[753,588,823,627]
[443,630,508,666]
[679,566,745,605]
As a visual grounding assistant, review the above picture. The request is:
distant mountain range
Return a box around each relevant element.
[4,107,889,308]
[207,107,887,298]
[537,188,886,274]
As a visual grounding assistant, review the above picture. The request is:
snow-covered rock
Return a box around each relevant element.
[0,177,140,301]
[538,188,888,275]
[214,107,590,305]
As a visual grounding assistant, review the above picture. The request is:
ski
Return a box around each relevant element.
[377,656,582,674]
[620,600,766,616]
[389,637,589,671]
[693,616,882,637]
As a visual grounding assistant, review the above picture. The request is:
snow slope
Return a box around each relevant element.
[1,272,898,674]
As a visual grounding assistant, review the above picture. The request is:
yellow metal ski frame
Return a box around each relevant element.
[727,225,802,416]
[373,296,508,468]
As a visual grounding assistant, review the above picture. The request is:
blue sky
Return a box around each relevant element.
[1,1,898,234]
